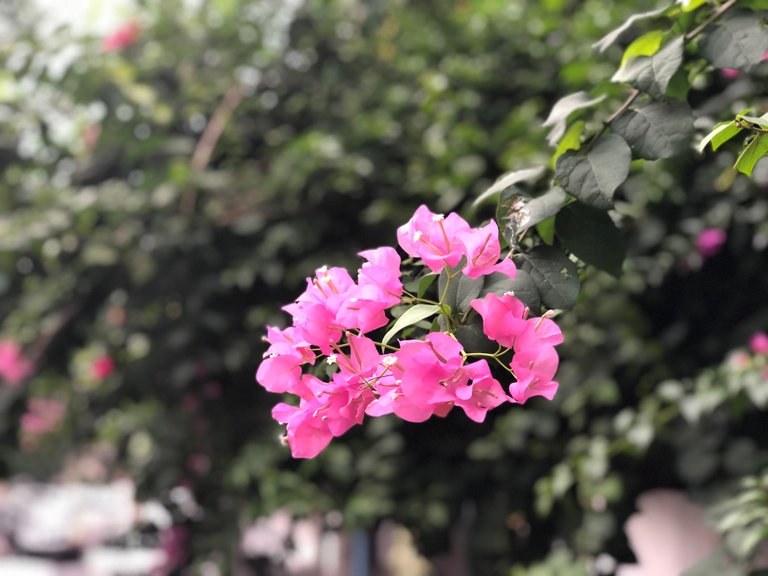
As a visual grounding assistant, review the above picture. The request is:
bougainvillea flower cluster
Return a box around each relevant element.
[256,205,563,458]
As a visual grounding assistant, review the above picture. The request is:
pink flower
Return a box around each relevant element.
[616,491,721,576]
[470,293,530,349]
[458,220,516,279]
[256,326,315,394]
[453,360,507,422]
[696,228,726,258]
[91,355,115,381]
[21,398,66,436]
[749,331,768,355]
[397,205,471,273]
[720,50,768,80]
[0,340,33,386]
[471,293,563,403]
[357,247,403,307]
[102,22,140,52]
[393,332,466,420]
[509,343,560,403]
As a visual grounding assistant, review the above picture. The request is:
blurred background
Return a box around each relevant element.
[0,0,766,574]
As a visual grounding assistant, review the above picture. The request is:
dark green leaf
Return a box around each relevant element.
[481,269,541,311]
[514,246,580,310]
[612,99,694,160]
[416,273,437,298]
[497,186,566,244]
[438,269,484,314]
[556,134,631,210]
[700,11,768,72]
[556,202,626,277]
[613,37,684,99]
[543,92,605,145]
[455,319,498,354]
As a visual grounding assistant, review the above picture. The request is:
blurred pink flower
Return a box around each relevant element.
[617,490,720,576]
[696,228,726,258]
[0,340,33,386]
[749,331,768,355]
[153,525,189,576]
[721,50,768,79]
[82,123,101,151]
[90,355,115,381]
[102,22,140,52]
[21,398,66,436]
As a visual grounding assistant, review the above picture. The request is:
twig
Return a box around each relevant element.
[587,0,738,150]
[181,84,245,215]
[684,0,739,44]
[588,88,640,150]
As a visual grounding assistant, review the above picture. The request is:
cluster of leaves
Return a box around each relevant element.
[479,0,768,314]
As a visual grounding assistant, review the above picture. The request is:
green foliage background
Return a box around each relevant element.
[0,0,767,573]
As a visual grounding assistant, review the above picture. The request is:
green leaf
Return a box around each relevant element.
[455,319,498,354]
[736,113,768,129]
[681,548,744,576]
[552,121,585,166]
[438,269,484,314]
[473,166,545,206]
[612,37,684,99]
[593,6,669,52]
[416,273,437,298]
[555,202,626,277]
[555,134,631,210]
[699,121,743,152]
[481,269,541,311]
[734,134,768,176]
[543,92,606,145]
[619,30,665,67]
[612,99,694,160]
[514,246,580,310]
[677,0,708,12]
[700,11,768,72]
[497,186,566,244]
[537,217,556,245]
[382,304,441,345]
[82,243,119,266]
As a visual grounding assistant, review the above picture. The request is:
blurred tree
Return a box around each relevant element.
[0,0,766,575]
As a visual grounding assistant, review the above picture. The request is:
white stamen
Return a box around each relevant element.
[413,231,423,242]
[431,214,444,222]
[326,354,337,365]
[381,356,397,367]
